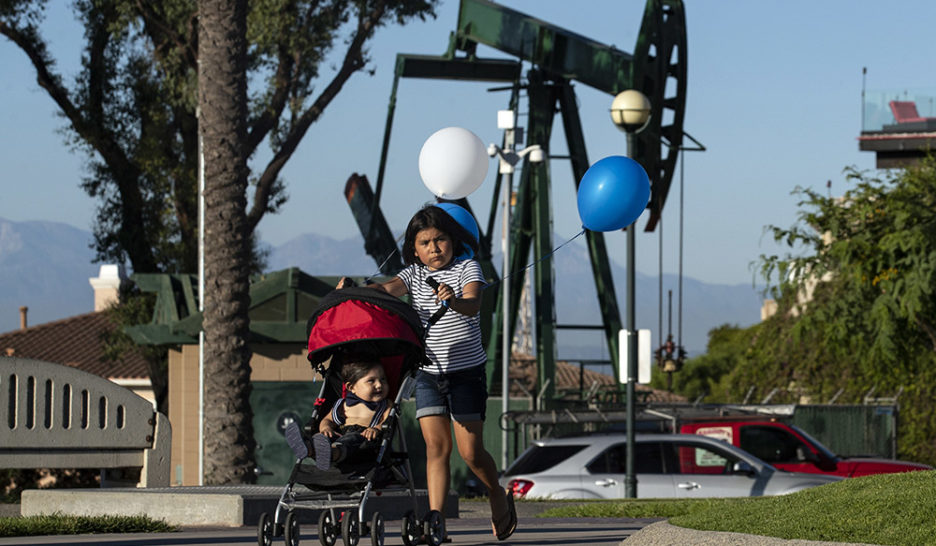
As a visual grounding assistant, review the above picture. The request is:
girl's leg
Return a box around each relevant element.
[452,420,509,518]
[419,414,453,513]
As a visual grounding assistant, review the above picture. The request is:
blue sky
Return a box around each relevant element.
[2,0,935,287]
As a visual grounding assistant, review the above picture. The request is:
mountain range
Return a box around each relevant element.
[1,217,765,355]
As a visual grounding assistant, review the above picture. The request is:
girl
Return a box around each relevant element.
[337,204,516,541]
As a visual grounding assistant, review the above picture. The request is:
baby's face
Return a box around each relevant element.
[349,365,388,402]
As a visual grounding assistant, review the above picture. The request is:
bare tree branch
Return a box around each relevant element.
[246,0,385,230]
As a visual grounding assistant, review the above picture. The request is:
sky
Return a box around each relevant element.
[3,0,936,288]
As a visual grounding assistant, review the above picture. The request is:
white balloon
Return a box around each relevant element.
[418,127,489,199]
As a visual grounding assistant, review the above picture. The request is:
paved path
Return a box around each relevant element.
[0,516,661,545]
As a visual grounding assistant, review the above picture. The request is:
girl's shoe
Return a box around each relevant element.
[492,490,517,541]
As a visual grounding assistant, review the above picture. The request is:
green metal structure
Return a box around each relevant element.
[125,268,340,345]
[346,0,687,403]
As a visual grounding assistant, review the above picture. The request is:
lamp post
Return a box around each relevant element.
[489,110,545,469]
[610,89,651,499]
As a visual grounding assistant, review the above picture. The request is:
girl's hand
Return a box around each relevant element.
[434,281,455,304]
[336,277,356,289]
[361,427,379,441]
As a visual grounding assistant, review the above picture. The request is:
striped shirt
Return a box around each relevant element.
[397,259,487,374]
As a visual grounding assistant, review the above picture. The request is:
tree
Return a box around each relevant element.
[644,161,936,464]
[0,0,437,273]
[712,160,936,464]
[760,160,936,372]
[650,324,755,403]
[198,0,254,484]
[2,0,436,484]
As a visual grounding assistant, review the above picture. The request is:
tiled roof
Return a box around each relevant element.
[507,354,686,404]
[0,311,149,380]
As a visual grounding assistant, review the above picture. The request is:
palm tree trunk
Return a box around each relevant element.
[197,0,256,484]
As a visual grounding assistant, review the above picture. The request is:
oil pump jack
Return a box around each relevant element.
[344,0,687,406]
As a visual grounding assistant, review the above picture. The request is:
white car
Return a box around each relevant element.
[501,433,843,499]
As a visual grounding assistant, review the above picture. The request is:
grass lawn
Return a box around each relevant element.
[0,513,176,538]
[535,470,936,546]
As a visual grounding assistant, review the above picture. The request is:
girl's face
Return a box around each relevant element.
[348,365,388,403]
[413,227,453,271]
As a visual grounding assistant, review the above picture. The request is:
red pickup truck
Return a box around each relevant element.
[681,420,932,477]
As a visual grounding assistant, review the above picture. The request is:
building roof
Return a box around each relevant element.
[508,354,686,404]
[0,311,149,380]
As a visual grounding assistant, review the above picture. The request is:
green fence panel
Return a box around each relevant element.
[792,405,897,459]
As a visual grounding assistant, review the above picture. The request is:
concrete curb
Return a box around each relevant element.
[21,486,457,527]
[623,521,882,546]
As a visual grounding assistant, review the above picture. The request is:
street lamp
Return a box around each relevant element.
[610,89,651,499]
[489,109,545,469]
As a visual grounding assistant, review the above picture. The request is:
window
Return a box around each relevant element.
[740,426,800,464]
[585,442,666,474]
[505,445,586,475]
[673,441,736,474]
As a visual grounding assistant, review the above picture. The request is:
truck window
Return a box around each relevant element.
[674,441,733,474]
[740,425,801,464]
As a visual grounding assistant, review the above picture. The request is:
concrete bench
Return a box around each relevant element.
[0,356,170,487]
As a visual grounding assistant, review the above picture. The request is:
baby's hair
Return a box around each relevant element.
[402,204,479,265]
[340,355,383,386]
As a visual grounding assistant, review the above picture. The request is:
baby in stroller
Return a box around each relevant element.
[259,286,447,546]
[286,354,392,472]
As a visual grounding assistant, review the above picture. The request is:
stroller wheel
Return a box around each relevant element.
[285,511,301,546]
[422,510,445,546]
[257,512,273,546]
[318,510,338,546]
[369,512,385,546]
[400,510,419,546]
[342,510,360,546]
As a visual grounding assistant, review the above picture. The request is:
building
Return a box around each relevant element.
[858,89,936,168]
[0,265,154,405]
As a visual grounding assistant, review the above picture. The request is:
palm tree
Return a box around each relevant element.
[198,0,255,484]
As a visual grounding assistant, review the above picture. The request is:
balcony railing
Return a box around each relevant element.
[862,89,936,133]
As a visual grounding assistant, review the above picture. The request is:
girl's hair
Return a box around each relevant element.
[402,204,480,266]
[341,357,383,386]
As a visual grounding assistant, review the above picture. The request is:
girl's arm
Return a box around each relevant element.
[435,280,483,316]
[336,276,408,298]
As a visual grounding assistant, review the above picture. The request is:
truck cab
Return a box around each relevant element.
[681,420,931,477]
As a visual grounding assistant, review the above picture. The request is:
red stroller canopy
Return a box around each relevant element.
[306,287,426,399]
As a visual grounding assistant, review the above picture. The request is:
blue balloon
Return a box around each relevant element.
[577,156,651,231]
[433,202,479,260]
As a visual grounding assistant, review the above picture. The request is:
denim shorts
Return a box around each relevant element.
[414,366,487,423]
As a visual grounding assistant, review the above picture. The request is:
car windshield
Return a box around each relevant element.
[504,444,586,476]
[789,424,839,460]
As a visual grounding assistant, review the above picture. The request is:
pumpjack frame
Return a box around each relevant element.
[344,0,687,405]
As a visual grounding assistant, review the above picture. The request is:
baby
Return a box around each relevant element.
[287,356,392,471]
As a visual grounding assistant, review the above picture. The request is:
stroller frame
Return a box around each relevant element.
[257,287,446,546]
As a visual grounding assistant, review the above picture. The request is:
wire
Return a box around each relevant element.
[362,234,406,284]
[483,228,587,291]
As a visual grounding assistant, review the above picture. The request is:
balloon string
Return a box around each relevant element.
[363,234,406,284]
[484,228,587,291]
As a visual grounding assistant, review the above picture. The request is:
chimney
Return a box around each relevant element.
[89,264,127,311]
[19,306,27,330]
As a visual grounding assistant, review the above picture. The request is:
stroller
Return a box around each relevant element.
[257,286,445,546]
